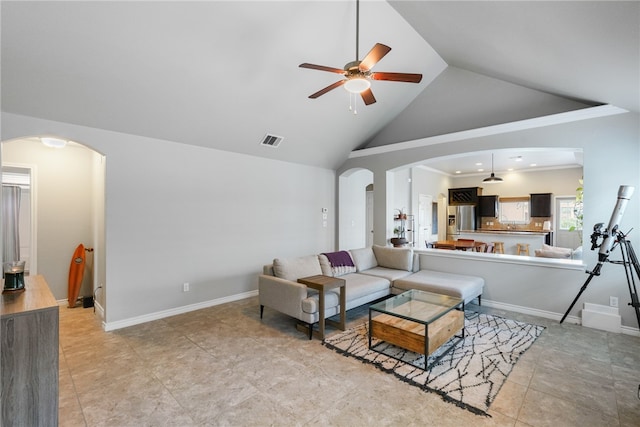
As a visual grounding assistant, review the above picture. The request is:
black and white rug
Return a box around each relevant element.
[323,312,545,416]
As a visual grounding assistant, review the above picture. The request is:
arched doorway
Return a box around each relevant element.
[339,168,374,250]
[1,136,106,316]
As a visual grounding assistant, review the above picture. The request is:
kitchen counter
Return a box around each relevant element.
[471,229,550,236]
[456,231,548,255]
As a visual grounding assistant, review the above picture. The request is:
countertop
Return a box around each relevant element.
[1,275,58,317]
[463,229,550,236]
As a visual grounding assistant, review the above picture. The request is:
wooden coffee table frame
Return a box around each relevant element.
[297,275,346,340]
[368,290,465,370]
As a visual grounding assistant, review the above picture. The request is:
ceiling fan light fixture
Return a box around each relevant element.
[344,77,371,93]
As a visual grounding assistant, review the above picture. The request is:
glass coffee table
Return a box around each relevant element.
[368,289,465,370]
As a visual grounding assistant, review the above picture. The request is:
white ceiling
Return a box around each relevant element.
[2,1,638,171]
[419,148,583,177]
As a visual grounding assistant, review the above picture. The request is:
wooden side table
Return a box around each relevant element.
[298,275,346,340]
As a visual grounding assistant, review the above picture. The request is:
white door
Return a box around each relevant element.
[418,194,433,249]
[555,196,581,249]
[366,191,374,247]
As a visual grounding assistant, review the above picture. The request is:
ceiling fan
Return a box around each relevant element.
[299,0,423,107]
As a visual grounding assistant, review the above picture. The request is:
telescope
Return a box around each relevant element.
[561,185,640,328]
[596,185,634,261]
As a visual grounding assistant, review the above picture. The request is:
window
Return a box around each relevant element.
[498,197,530,224]
[558,197,580,231]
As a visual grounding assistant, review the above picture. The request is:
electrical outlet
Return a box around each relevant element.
[183,282,190,292]
[610,296,618,307]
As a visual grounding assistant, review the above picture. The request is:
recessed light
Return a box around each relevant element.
[41,137,67,148]
[507,168,514,171]
[477,168,484,172]
[475,162,482,166]
[530,163,537,167]
[455,170,462,174]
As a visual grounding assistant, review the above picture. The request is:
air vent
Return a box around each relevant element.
[260,134,283,148]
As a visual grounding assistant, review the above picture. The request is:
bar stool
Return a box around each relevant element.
[493,242,504,254]
[474,241,487,252]
[517,243,530,256]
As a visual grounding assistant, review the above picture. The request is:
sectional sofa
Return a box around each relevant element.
[259,245,484,338]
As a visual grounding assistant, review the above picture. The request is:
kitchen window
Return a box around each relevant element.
[498,197,530,224]
[558,198,580,230]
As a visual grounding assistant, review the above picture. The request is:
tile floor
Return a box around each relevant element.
[58,298,640,426]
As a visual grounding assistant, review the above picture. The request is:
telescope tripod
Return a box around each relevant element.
[560,230,640,327]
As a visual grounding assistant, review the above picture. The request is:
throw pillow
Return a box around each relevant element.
[349,247,378,272]
[534,247,572,259]
[318,254,356,277]
[273,255,322,281]
[372,245,413,271]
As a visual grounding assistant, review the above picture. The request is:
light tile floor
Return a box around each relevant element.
[59,298,640,426]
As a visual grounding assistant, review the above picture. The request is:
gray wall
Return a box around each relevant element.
[338,112,640,327]
[2,113,336,328]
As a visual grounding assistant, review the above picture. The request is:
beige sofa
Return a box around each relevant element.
[259,245,484,338]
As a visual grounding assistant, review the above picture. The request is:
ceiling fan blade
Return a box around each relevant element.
[299,63,346,74]
[370,72,423,83]
[359,43,391,71]
[360,88,376,105]
[308,80,346,99]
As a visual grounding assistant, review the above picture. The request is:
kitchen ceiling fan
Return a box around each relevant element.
[299,0,422,107]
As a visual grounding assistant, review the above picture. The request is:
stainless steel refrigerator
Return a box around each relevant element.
[447,205,476,239]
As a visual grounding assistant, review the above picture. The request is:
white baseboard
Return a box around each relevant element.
[482,299,640,337]
[103,290,259,331]
[94,300,105,321]
[63,291,639,337]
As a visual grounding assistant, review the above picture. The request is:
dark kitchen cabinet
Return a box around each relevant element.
[530,193,553,217]
[448,187,482,205]
[478,195,498,217]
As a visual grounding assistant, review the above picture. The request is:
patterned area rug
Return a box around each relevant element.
[323,312,545,415]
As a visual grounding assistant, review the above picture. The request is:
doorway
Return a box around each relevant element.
[2,164,36,274]
[1,137,106,314]
[418,194,433,249]
[366,185,374,247]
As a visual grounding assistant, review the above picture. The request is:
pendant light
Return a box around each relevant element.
[483,153,503,183]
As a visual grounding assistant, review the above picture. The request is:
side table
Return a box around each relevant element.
[298,275,346,340]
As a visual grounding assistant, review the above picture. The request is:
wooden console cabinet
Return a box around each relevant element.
[1,275,59,427]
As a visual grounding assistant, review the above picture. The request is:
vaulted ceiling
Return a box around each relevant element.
[2,1,638,170]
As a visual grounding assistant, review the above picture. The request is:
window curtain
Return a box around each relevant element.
[2,185,21,264]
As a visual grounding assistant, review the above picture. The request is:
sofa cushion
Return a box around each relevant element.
[349,247,378,272]
[342,273,391,302]
[372,245,413,271]
[301,290,340,314]
[534,244,572,259]
[318,252,357,277]
[272,255,322,281]
[359,267,414,282]
[393,270,484,304]
[572,246,583,260]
